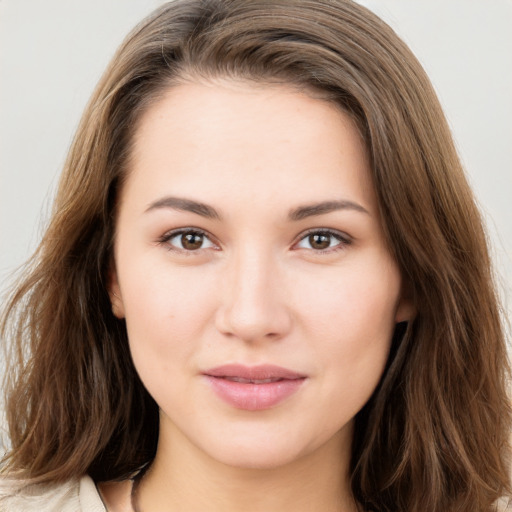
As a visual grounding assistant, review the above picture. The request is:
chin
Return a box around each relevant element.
[211,446,305,470]
[195,426,336,471]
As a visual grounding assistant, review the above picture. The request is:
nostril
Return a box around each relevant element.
[214,306,292,343]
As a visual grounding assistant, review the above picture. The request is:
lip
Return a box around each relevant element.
[203,364,307,411]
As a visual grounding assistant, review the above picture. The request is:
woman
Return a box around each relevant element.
[1,0,510,510]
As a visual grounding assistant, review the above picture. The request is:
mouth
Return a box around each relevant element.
[202,364,307,411]
[221,376,288,384]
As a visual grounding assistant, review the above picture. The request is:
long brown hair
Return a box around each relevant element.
[1,1,510,510]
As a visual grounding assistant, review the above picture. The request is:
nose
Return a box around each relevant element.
[214,248,292,343]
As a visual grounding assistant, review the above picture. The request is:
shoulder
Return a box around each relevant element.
[496,496,512,511]
[0,474,106,512]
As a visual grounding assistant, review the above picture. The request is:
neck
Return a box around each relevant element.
[137,418,358,512]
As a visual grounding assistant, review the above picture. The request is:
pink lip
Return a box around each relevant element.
[203,364,307,411]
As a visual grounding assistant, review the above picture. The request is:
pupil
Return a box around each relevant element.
[310,233,330,250]
[182,233,203,250]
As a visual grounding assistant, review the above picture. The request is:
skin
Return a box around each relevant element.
[101,80,414,512]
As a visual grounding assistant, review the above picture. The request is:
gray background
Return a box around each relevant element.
[0,1,511,358]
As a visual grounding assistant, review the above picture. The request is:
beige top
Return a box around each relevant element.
[0,475,106,512]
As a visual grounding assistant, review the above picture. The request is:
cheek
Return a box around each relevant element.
[118,257,220,373]
[297,255,401,340]
[294,255,401,403]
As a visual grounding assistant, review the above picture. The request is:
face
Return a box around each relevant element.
[110,80,413,470]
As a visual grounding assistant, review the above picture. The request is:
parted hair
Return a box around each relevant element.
[1,1,510,510]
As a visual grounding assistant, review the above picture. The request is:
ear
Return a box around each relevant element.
[108,263,125,319]
[394,282,416,323]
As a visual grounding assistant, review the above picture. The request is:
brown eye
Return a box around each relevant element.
[181,232,204,250]
[308,233,331,250]
[295,230,350,252]
[164,230,215,251]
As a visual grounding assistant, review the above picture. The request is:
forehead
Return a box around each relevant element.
[124,80,375,215]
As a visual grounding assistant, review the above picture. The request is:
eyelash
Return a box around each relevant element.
[158,228,219,255]
[157,228,352,254]
[294,228,352,254]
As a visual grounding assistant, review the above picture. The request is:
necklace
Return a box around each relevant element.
[130,466,148,512]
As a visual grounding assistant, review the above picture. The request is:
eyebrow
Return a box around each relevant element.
[145,196,221,219]
[288,200,369,221]
[145,196,369,221]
